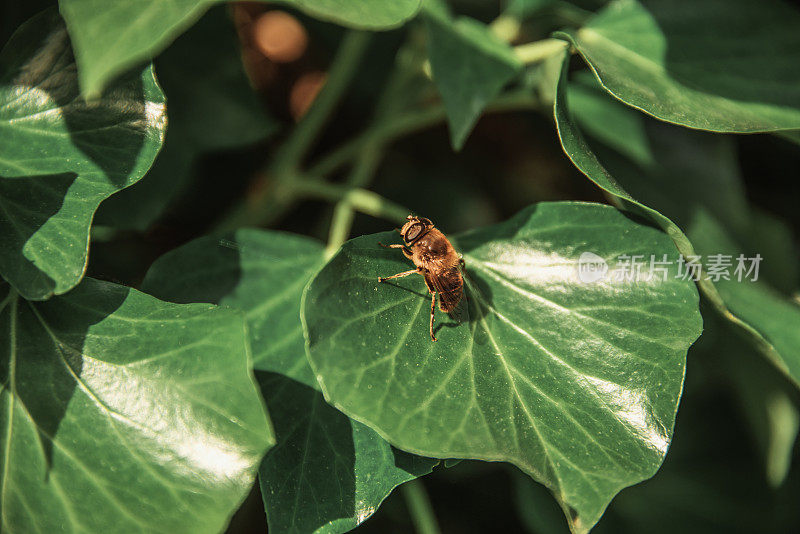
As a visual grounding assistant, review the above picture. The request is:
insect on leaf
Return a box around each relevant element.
[302,201,703,534]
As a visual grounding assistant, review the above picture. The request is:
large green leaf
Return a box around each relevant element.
[0,277,272,533]
[141,230,437,534]
[303,202,702,533]
[557,0,800,132]
[554,58,800,389]
[561,66,800,477]
[58,0,422,97]
[0,9,165,300]
[425,8,522,150]
[95,6,278,231]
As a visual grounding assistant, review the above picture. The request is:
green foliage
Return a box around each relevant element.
[303,203,701,533]
[0,9,165,300]
[140,230,438,533]
[425,5,522,149]
[2,0,800,533]
[554,59,800,389]
[95,7,278,231]
[557,0,800,132]
[58,0,422,97]
[0,277,272,533]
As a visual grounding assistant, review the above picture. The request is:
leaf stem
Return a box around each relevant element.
[309,91,540,178]
[489,14,522,43]
[514,38,568,64]
[310,106,446,177]
[213,30,370,232]
[324,148,387,257]
[288,179,409,223]
[402,479,441,534]
[270,30,371,174]
[324,45,423,256]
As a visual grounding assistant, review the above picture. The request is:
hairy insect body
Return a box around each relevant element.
[377,216,464,341]
[412,230,463,313]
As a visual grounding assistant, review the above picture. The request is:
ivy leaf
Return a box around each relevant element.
[0,9,165,300]
[302,202,702,534]
[58,0,422,97]
[0,277,272,533]
[95,6,278,231]
[141,230,438,534]
[563,70,750,234]
[557,0,800,132]
[553,56,800,389]
[688,212,800,385]
[425,10,522,150]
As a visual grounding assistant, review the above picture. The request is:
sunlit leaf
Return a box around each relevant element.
[303,202,702,533]
[141,230,437,534]
[95,6,278,231]
[554,55,800,390]
[0,277,272,533]
[0,9,165,300]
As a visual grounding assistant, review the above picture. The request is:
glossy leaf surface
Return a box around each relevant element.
[0,10,165,300]
[141,230,437,534]
[0,277,272,533]
[516,347,800,534]
[96,6,277,231]
[558,0,800,132]
[426,9,522,150]
[59,0,422,97]
[303,202,702,533]
[555,59,800,389]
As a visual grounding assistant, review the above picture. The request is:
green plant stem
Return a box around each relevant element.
[310,106,446,177]
[288,179,409,223]
[490,14,522,42]
[309,91,539,178]
[514,38,568,64]
[217,89,538,233]
[421,37,566,80]
[270,30,371,174]
[324,46,423,255]
[402,479,441,534]
[325,148,386,257]
[213,30,370,232]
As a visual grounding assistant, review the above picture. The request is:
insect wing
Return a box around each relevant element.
[425,268,467,323]
[446,293,469,323]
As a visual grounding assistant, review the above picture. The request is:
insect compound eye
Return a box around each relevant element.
[405,223,423,242]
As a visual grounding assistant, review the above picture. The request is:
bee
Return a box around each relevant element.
[378,215,464,342]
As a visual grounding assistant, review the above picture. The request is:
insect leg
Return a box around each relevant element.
[377,269,417,282]
[430,292,437,342]
[378,242,414,259]
[422,273,435,294]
